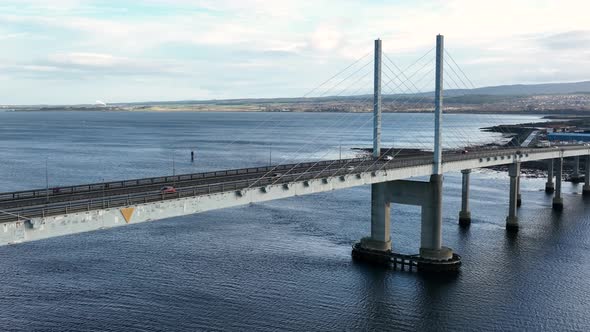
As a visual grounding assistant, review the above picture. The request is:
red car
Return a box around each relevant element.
[160,186,177,194]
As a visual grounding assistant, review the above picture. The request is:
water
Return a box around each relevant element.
[1,111,589,331]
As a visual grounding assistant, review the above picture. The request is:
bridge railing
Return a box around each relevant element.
[0,157,373,202]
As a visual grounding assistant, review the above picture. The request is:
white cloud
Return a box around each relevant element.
[1,0,590,104]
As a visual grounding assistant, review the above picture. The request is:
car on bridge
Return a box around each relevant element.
[160,186,177,194]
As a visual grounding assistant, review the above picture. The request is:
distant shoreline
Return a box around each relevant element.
[4,107,590,116]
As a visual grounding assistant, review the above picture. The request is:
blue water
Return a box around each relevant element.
[0,111,589,331]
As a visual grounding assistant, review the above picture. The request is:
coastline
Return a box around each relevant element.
[5,106,590,116]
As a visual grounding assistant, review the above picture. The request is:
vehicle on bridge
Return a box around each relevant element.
[160,186,177,194]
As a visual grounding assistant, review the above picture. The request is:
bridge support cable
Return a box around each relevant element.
[236,61,375,166]
[443,49,520,148]
[439,61,498,148]
[381,56,438,150]
[225,58,375,157]
[442,58,512,147]
[272,53,442,185]
[302,50,372,98]
[269,82,433,186]
[257,45,439,187]
[382,55,472,153]
[306,51,442,181]
[332,45,497,180]
[309,72,440,182]
[211,50,374,166]
[381,51,474,155]
[379,47,446,153]
[384,52,480,153]
[303,53,438,173]
[352,45,443,177]
[287,68,440,184]
[245,85,384,187]
[363,47,438,156]
[378,52,436,149]
[343,36,445,178]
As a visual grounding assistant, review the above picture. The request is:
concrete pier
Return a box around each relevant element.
[516,175,522,207]
[506,162,520,231]
[458,169,471,226]
[552,158,563,211]
[584,156,590,196]
[352,177,459,271]
[571,156,582,182]
[545,159,555,193]
[359,182,391,252]
[420,174,453,261]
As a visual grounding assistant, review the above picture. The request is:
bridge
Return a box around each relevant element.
[1,35,589,272]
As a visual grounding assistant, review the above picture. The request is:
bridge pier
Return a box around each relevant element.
[419,174,453,262]
[545,159,555,193]
[458,169,471,226]
[352,177,460,272]
[516,174,522,207]
[358,183,391,255]
[571,156,582,182]
[552,158,563,211]
[506,162,520,231]
[583,156,590,196]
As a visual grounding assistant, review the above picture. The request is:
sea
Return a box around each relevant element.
[0,111,588,331]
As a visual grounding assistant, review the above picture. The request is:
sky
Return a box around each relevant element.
[1,0,589,105]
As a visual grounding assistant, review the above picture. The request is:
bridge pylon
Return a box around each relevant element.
[352,35,460,272]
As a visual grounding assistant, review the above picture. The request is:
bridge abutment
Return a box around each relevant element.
[545,159,555,193]
[506,162,520,231]
[458,169,471,226]
[552,158,564,211]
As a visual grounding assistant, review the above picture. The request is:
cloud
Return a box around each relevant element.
[2,52,187,80]
[2,0,590,104]
[535,30,590,50]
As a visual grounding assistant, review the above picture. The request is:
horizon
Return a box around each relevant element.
[2,79,590,107]
[1,0,589,104]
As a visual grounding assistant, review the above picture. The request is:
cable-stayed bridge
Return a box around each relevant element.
[1,35,588,272]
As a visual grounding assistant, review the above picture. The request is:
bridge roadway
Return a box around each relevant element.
[0,156,412,222]
[0,157,384,209]
[1,144,588,224]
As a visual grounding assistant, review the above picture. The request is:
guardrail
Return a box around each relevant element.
[0,157,373,202]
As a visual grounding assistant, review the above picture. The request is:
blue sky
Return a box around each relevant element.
[1,0,589,104]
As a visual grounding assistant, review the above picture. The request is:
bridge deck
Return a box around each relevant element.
[0,145,588,224]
